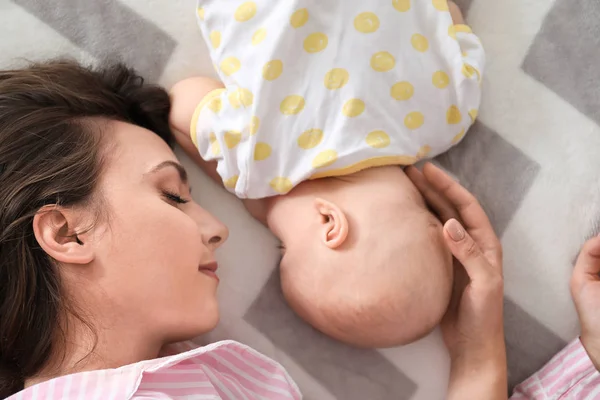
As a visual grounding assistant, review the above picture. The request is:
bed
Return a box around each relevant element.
[2,0,599,398]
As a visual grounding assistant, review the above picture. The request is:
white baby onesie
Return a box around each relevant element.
[192,0,485,199]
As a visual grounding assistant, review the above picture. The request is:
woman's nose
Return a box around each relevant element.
[201,214,229,250]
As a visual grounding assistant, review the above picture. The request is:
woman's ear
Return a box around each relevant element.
[32,205,95,265]
[314,198,349,249]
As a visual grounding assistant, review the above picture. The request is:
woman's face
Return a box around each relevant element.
[85,120,228,343]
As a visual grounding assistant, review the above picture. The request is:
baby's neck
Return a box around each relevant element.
[291,164,409,195]
[252,165,409,228]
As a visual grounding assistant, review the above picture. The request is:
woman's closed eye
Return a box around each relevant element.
[162,190,190,205]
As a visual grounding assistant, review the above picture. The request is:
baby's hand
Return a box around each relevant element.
[570,236,600,370]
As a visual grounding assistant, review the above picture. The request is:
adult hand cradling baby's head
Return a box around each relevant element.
[407,163,507,399]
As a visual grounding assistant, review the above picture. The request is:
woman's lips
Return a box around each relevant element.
[199,261,219,281]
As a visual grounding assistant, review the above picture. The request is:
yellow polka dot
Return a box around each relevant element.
[209,31,221,49]
[254,142,272,161]
[390,81,414,101]
[324,68,350,90]
[234,1,257,22]
[252,28,267,45]
[432,71,450,89]
[371,51,396,72]
[448,25,456,40]
[462,64,475,78]
[290,8,309,28]
[220,57,241,76]
[312,150,338,169]
[249,116,260,135]
[224,175,239,189]
[207,96,222,113]
[417,145,432,159]
[280,95,305,115]
[304,32,328,53]
[262,60,283,81]
[447,106,462,124]
[297,129,324,149]
[224,131,242,149]
[469,109,478,122]
[405,112,425,130]
[462,64,481,82]
[366,130,390,149]
[462,50,468,57]
[452,129,466,144]
[354,12,380,34]
[342,99,365,118]
[411,34,429,52]
[270,177,294,194]
[197,7,205,20]
[209,133,221,156]
[228,88,253,109]
[455,25,473,34]
[432,0,449,11]
[392,0,411,12]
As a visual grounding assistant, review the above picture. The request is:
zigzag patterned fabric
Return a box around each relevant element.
[2,0,600,398]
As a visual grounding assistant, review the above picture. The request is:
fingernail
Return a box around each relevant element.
[446,219,465,241]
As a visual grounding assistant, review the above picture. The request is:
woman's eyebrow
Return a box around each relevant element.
[146,160,188,184]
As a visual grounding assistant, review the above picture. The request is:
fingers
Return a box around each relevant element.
[443,261,470,322]
[443,219,500,284]
[423,163,502,265]
[422,163,486,227]
[405,166,460,223]
[571,236,600,292]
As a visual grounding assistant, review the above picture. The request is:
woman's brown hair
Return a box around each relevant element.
[0,60,173,397]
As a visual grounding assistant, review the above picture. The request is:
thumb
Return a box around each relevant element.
[571,236,600,291]
[443,219,494,283]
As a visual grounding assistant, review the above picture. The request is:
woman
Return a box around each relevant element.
[0,60,299,398]
[0,60,595,399]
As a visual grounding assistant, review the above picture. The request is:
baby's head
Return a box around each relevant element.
[267,166,453,347]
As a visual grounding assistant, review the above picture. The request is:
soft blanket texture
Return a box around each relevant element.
[2,0,599,398]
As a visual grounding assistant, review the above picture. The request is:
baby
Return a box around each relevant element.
[170,0,484,347]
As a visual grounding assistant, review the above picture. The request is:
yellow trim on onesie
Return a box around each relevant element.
[309,155,418,180]
[453,24,472,34]
[189,88,225,147]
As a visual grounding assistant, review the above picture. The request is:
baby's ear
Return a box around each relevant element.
[314,198,349,249]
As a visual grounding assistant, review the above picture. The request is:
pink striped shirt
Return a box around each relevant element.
[8,338,600,399]
[8,340,302,400]
[511,339,600,399]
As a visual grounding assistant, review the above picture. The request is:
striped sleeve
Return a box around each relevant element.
[511,339,600,399]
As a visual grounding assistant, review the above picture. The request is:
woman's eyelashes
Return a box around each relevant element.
[162,190,190,205]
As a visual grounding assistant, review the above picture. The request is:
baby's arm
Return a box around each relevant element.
[448,1,465,24]
[169,78,269,223]
[169,77,223,185]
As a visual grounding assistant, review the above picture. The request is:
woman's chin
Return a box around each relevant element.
[195,300,221,334]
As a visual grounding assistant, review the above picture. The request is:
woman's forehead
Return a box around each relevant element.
[103,120,177,173]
